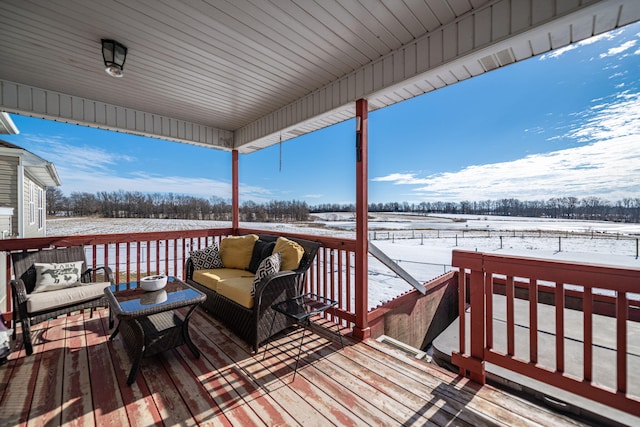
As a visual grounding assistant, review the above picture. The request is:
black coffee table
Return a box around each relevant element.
[104,277,206,385]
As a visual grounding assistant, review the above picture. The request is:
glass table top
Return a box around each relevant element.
[106,277,204,315]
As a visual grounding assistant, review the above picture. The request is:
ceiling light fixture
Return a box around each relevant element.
[101,39,128,77]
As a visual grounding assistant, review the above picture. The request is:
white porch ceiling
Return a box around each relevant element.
[1,0,639,153]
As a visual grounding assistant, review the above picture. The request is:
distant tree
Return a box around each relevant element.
[46,187,67,216]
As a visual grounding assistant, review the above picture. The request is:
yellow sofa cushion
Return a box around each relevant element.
[216,277,255,309]
[273,237,305,271]
[220,234,258,270]
[192,268,254,292]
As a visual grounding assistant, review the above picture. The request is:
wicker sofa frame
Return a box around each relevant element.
[10,246,114,355]
[185,234,321,352]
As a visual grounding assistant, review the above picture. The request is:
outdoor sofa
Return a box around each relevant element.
[185,234,320,352]
[10,245,114,355]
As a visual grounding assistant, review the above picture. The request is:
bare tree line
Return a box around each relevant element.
[47,189,640,223]
[46,189,309,222]
[310,197,640,223]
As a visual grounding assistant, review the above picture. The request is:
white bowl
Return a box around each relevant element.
[140,275,168,291]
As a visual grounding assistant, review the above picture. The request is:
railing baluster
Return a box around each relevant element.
[146,240,151,275]
[164,239,169,275]
[115,242,120,281]
[529,277,538,365]
[136,241,141,283]
[485,270,493,350]
[555,282,565,373]
[346,251,352,315]
[126,241,131,284]
[506,275,515,356]
[584,287,593,382]
[458,268,466,356]
[617,291,627,394]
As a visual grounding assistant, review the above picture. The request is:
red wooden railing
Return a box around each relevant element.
[451,250,640,417]
[0,228,358,329]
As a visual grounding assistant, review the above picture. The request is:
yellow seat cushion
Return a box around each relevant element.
[216,277,255,309]
[192,268,254,292]
[220,234,259,270]
[273,237,305,271]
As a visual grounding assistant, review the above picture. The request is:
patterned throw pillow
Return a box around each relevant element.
[190,244,224,270]
[251,252,281,296]
[33,261,84,293]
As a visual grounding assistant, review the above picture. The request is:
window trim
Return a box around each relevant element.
[29,182,35,225]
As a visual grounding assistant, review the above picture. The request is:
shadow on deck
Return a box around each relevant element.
[0,308,592,426]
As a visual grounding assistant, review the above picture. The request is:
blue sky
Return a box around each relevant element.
[5,22,640,206]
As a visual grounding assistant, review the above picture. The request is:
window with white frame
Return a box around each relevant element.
[38,187,44,230]
[29,182,35,225]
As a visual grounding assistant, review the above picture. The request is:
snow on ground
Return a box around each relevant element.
[47,215,640,308]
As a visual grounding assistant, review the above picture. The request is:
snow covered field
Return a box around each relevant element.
[47,214,640,308]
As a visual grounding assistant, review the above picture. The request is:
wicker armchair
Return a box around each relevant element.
[10,246,114,355]
[185,234,320,352]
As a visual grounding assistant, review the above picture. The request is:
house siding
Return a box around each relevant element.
[0,155,18,236]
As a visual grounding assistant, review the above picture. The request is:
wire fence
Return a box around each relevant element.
[370,229,640,259]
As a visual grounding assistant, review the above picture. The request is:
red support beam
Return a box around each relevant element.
[232,149,239,233]
[352,98,370,341]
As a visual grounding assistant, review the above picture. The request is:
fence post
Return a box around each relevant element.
[558,236,562,252]
[500,236,503,249]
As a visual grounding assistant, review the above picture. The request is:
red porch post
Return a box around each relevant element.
[352,98,370,340]
[232,149,239,233]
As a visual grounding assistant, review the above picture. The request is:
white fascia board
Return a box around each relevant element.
[0,112,19,134]
[0,80,234,151]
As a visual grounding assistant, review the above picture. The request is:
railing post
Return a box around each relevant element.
[352,98,370,340]
[232,149,239,234]
[451,250,486,384]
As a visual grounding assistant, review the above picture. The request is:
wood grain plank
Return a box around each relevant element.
[138,354,196,426]
[0,308,595,427]
[362,338,589,427]
[97,310,163,427]
[84,313,129,426]
[262,333,401,426]
[0,322,46,427]
[26,317,66,427]
[60,313,94,427]
[160,348,233,426]
[268,328,446,427]
[188,311,293,426]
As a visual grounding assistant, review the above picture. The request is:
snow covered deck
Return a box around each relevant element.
[0,308,589,426]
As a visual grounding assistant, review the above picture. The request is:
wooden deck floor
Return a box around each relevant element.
[0,308,592,426]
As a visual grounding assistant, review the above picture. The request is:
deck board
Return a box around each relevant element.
[0,308,593,427]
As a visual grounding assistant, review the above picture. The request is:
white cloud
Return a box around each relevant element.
[20,134,134,173]
[373,173,427,184]
[407,136,640,201]
[17,133,242,200]
[374,91,640,202]
[599,40,637,58]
